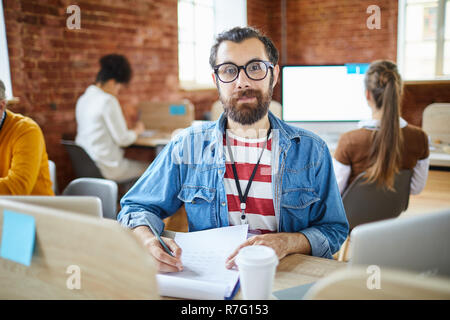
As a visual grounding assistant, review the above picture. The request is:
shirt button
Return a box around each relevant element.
[218,169,223,175]
[221,202,226,207]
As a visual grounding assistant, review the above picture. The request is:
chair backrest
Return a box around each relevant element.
[304,266,450,300]
[342,169,413,230]
[0,199,158,299]
[422,103,450,145]
[63,178,118,220]
[210,99,283,121]
[48,160,58,194]
[61,140,103,179]
[0,196,102,218]
[137,100,195,132]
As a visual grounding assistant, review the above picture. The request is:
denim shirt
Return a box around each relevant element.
[118,111,349,259]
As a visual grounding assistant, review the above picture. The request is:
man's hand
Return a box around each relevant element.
[225,232,311,269]
[133,225,183,273]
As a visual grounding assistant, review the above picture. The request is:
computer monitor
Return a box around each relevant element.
[281,64,372,145]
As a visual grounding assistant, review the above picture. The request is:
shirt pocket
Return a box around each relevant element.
[280,188,320,230]
[282,188,320,209]
[177,185,217,230]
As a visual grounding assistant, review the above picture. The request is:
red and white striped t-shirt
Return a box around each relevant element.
[223,131,276,234]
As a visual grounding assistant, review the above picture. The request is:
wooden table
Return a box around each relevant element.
[133,130,173,148]
[125,131,173,162]
[234,253,346,299]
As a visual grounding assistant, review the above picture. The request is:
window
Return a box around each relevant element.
[178,0,247,89]
[0,1,13,98]
[398,0,450,80]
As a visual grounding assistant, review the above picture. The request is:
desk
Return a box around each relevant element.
[133,130,173,148]
[429,151,450,167]
[133,121,209,148]
[234,254,346,299]
[158,253,346,300]
[273,254,346,290]
[160,232,346,300]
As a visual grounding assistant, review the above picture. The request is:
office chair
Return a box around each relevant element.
[61,139,140,202]
[342,169,413,230]
[62,177,118,220]
[48,160,58,194]
[61,140,103,179]
[337,169,413,261]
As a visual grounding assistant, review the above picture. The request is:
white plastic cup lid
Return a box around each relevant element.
[235,245,279,267]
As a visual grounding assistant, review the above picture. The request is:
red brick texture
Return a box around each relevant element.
[4,0,218,190]
[403,82,450,127]
[251,0,450,126]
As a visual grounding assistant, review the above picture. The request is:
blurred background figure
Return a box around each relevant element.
[0,79,54,195]
[75,54,148,183]
[333,60,430,195]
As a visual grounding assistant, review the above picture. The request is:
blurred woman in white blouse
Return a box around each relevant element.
[75,54,148,183]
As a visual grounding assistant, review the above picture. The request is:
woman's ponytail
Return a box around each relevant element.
[364,61,403,190]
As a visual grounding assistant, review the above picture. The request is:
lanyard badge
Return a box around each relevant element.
[225,125,272,225]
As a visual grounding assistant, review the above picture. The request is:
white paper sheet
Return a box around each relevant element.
[156,225,248,299]
[139,130,157,138]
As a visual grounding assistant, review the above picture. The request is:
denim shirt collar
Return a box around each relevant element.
[214,110,295,152]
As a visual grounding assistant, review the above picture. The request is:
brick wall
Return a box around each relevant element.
[284,0,398,64]
[264,0,450,127]
[4,0,220,190]
[403,82,450,127]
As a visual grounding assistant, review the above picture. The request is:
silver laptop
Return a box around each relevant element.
[0,196,102,218]
[349,209,450,277]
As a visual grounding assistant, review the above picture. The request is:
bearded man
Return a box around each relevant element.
[117,27,349,273]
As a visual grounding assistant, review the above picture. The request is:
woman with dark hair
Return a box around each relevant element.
[75,54,148,183]
[333,60,430,194]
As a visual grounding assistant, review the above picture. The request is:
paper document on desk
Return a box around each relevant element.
[156,225,248,300]
[139,130,157,138]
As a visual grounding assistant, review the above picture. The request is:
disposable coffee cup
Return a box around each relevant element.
[235,245,279,300]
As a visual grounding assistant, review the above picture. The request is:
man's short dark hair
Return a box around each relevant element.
[209,26,279,68]
[95,54,132,84]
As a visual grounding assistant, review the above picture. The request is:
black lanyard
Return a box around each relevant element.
[225,125,272,224]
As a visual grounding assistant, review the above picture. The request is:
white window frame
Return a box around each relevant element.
[178,0,247,90]
[0,1,13,99]
[397,0,449,81]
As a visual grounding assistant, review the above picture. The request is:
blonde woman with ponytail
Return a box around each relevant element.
[333,60,430,194]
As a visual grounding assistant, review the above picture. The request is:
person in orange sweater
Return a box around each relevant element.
[0,79,54,195]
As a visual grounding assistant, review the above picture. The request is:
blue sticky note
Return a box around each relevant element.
[169,104,186,115]
[346,63,370,74]
[358,63,369,74]
[346,64,357,74]
[0,210,36,266]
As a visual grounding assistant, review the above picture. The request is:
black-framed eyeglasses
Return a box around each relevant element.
[213,60,274,83]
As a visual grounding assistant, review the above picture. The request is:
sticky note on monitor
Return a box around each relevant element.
[169,104,186,116]
[346,63,369,74]
[0,210,36,266]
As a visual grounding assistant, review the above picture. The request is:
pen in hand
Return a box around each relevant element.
[148,223,174,257]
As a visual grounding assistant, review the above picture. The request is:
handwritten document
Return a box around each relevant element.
[156,225,248,299]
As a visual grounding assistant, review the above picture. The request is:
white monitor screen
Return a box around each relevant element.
[282,65,372,122]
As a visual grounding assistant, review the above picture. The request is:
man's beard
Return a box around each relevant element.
[219,75,273,125]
